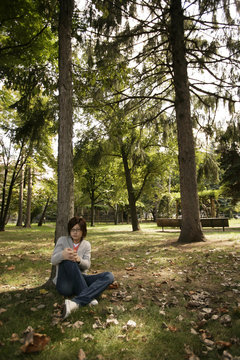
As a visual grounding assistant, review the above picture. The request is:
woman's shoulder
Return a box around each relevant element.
[57,235,71,244]
[81,239,91,249]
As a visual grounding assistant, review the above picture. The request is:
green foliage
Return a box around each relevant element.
[217,120,240,203]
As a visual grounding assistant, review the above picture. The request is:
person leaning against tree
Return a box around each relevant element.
[51,216,114,319]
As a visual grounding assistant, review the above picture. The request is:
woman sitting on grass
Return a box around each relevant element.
[51,216,114,319]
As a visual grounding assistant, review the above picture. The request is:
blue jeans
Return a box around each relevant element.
[56,260,114,306]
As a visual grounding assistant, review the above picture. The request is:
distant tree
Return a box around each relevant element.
[74,130,116,226]
[217,120,240,203]
[24,166,32,228]
[16,168,24,226]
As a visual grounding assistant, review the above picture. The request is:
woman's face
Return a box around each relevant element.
[70,224,83,243]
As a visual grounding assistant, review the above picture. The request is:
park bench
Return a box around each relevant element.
[156,217,229,231]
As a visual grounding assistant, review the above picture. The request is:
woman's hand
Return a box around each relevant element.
[62,248,75,261]
[73,252,81,263]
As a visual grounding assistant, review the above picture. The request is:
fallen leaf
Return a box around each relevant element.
[83,334,94,341]
[10,333,20,342]
[71,337,79,342]
[133,304,145,310]
[220,314,232,325]
[168,325,177,332]
[20,327,50,353]
[7,265,15,271]
[108,282,119,289]
[37,304,46,309]
[127,320,136,328]
[106,318,119,326]
[184,344,200,360]
[215,340,232,349]
[72,321,84,329]
[125,266,136,271]
[39,289,48,295]
[203,338,214,347]
[0,308,7,314]
[78,349,86,360]
[96,355,105,360]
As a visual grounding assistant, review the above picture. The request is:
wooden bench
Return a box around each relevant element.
[156,217,229,231]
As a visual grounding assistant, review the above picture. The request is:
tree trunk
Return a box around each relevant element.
[38,197,50,226]
[16,168,24,227]
[170,0,205,243]
[114,204,118,225]
[210,196,216,217]
[24,166,32,228]
[0,145,25,231]
[121,145,140,231]
[55,0,74,241]
[90,191,95,226]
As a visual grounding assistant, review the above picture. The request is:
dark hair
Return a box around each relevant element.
[68,216,87,238]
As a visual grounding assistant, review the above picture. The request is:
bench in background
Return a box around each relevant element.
[156,217,229,231]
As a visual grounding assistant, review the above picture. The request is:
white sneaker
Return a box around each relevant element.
[62,299,79,319]
[89,299,98,306]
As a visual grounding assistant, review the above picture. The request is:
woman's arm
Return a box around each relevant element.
[51,237,65,265]
[78,241,91,271]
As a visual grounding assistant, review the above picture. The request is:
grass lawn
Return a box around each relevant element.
[0,220,240,360]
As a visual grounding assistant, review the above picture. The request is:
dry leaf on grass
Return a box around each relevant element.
[126,320,136,328]
[215,340,232,349]
[78,349,86,360]
[184,344,200,360]
[72,320,84,329]
[168,325,178,332]
[0,308,7,314]
[108,281,119,289]
[39,289,48,295]
[7,265,15,271]
[10,333,20,342]
[83,334,94,341]
[20,326,50,353]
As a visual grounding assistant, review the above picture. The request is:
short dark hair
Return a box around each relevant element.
[68,216,87,238]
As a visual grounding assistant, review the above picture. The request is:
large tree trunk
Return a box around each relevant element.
[121,145,140,231]
[16,168,24,227]
[55,0,74,241]
[170,0,205,243]
[24,166,32,228]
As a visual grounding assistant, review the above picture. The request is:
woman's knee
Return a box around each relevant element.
[105,271,114,284]
[56,282,73,297]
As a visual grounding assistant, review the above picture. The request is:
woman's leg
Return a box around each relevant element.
[56,260,88,297]
[73,272,114,306]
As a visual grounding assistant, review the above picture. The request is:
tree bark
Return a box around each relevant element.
[121,145,140,231]
[169,0,205,243]
[55,0,74,241]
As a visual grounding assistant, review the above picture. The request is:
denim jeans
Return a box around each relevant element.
[56,260,114,306]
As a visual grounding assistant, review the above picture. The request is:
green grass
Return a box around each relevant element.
[0,221,240,359]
